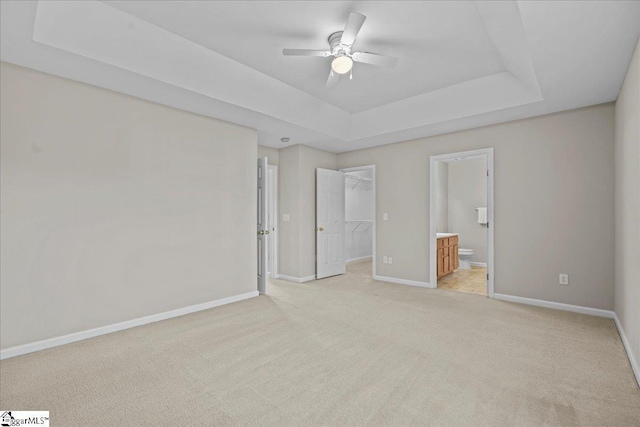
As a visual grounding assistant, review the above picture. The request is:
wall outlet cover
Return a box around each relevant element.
[559,274,569,285]
[282,214,290,221]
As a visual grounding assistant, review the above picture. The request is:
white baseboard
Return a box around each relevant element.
[277,274,316,283]
[613,313,640,388]
[471,262,487,267]
[373,274,431,288]
[0,290,259,360]
[493,293,614,318]
[346,256,373,263]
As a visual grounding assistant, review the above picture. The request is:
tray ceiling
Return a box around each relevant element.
[1,1,638,152]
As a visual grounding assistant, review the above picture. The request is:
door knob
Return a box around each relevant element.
[317,226,324,232]
[265,230,270,234]
[258,230,265,235]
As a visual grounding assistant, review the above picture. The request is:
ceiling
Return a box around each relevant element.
[1,1,638,153]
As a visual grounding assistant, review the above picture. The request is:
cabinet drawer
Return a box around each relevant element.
[449,236,458,245]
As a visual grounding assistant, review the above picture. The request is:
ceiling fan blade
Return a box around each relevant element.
[326,69,340,88]
[340,12,366,46]
[283,49,330,57]
[352,52,398,68]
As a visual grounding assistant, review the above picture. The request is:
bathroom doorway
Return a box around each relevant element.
[429,148,494,297]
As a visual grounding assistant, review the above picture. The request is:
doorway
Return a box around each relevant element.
[315,165,377,280]
[257,158,278,294]
[429,149,494,297]
[340,165,376,279]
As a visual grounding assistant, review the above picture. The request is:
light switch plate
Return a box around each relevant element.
[282,214,290,221]
[383,213,388,221]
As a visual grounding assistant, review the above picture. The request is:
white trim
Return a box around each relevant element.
[0,291,259,360]
[277,274,316,283]
[430,148,494,295]
[346,256,373,263]
[613,313,640,388]
[493,293,614,318]
[373,274,430,288]
[471,262,487,267]
[340,165,376,278]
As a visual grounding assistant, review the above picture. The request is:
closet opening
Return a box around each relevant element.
[340,165,376,279]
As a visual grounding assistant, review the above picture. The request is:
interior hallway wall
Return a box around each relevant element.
[448,158,488,264]
[298,145,338,278]
[275,144,338,279]
[0,62,258,350]
[614,37,640,381]
[277,145,301,278]
[338,103,615,310]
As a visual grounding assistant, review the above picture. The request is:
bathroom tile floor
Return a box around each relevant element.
[438,266,487,296]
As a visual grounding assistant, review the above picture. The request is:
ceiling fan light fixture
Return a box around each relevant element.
[331,55,353,74]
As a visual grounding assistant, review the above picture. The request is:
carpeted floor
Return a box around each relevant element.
[1,259,639,426]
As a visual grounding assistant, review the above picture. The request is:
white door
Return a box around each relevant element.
[316,168,345,279]
[257,157,269,294]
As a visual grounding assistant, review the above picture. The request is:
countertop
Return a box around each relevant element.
[436,233,459,238]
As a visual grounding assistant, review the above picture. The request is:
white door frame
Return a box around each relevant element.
[267,165,278,279]
[340,165,377,278]
[257,157,268,294]
[429,148,494,297]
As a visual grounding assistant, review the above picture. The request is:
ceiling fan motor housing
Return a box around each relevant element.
[328,31,351,57]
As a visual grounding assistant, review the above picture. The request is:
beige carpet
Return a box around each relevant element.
[1,259,639,426]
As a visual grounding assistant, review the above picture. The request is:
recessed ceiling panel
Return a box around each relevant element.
[105,1,505,113]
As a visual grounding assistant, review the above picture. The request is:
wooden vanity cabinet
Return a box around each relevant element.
[437,235,459,279]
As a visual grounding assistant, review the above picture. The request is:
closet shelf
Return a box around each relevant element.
[345,174,373,190]
[346,220,374,233]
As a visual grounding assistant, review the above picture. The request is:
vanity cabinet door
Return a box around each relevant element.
[437,236,459,279]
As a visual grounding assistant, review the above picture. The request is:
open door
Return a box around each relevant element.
[316,168,346,279]
[257,157,269,294]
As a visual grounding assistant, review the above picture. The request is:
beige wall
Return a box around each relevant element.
[258,145,279,166]
[0,63,258,349]
[448,158,488,264]
[271,144,338,279]
[339,103,615,310]
[277,145,301,277]
[614,38,640,372]
[435,161,448,233]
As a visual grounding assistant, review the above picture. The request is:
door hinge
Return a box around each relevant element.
[487,274,489,281]
[487,170,489,177]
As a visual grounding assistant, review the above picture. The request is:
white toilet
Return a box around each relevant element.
[458,248,475,270]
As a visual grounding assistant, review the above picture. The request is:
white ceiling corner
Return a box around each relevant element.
[1,0,638,153]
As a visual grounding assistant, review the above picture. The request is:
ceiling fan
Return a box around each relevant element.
[282,12,398,88]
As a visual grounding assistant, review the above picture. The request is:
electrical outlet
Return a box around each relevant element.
[388,257,393,264]
[383,213,388,221]
[559,274,569,285]
[282,214,290,221]
[383,256,388,264]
